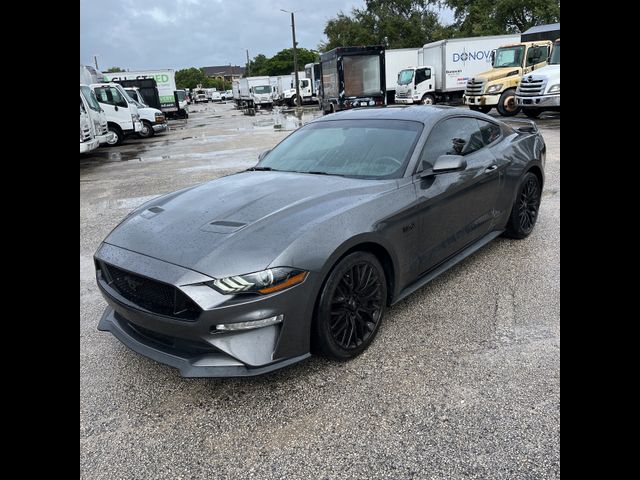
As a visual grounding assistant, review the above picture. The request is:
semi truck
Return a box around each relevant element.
[384,48,421,104]
[515,37,560,118]
[103,69,179,116]
[394,35,520,106]
[463,24,558,116]
[319,45,386,114]
[238,76,273,109]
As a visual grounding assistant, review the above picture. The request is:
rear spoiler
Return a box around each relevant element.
[501,118,539,134]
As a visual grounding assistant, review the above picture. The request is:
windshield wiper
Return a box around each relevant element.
[246,166,276,171]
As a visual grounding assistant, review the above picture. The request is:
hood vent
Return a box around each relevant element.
[201,220,247,234]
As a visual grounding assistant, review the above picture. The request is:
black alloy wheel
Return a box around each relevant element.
[314,252,387,359]
[504,172,541,239]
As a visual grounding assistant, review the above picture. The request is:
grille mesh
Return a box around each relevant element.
[101,262,200,320]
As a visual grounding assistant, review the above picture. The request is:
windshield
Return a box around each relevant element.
[398,69,414,85]
[494,46,525,68]
[176,90,186,101]
[549,42,560,65]
[253,85,272,94]
[80,85,102,112]
[258,119,423,179]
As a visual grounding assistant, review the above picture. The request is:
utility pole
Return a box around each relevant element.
[246,49,250,77]
[93,55,99,70]
[290,12,301,109]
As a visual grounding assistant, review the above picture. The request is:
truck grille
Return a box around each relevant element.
[101,124,109,135]
[465,78,485,96]
[516,76,547,96]
[81,126,92,142]
[99,262,201,321]
[395,91,411,99]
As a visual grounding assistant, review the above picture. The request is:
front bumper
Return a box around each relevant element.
[394,97,415,104]
[80,138,99,153]
[94,243,317,377]
[152,122,168,133]
[96,132,116,145]
[464,94,501,107]
[515,94,560,108]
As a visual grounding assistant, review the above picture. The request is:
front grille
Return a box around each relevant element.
[465,78,485,96]
[81,126,92,142]
[516,77,547,96]
[101,124,109,135]
[124,319,214,355]
[100,262,200,320]
[395,91,410,99]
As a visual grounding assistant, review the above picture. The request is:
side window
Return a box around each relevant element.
[110,88,128,108]
[301,79,309,88]
[94,87,113,105]
[415,68,431,84]
[527,46,549,66]
[477,120,501,146]
[417,117,484,171]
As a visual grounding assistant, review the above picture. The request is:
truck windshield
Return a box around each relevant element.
[343,55,381,97]
[176,90,186,101]
[80,86,103,112]
[257,119,423,179]
[254,86,272,94]
[494,46,525,68]
[397,69,414,85]
[549,42,560,65]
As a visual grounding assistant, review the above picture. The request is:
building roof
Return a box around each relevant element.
[522,23,560,34]
[202,65,245,76]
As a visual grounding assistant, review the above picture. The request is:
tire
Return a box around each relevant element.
[421,94,435,105]
[470,105,492,114]
[313,251,387,360]
[523,108,541,119]
[496,89,521,117]
[503,172,541,239]
[106,124,124,146]
[138,120,154,138]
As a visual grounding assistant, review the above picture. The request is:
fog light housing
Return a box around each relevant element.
[214,314,284,332]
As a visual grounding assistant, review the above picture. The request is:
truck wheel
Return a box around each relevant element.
[470,105,492,114]
[138,120,154,138]
[523,108,541,119]
[421,94,435,105]
[105,124,124,146]
[496,89,521,117]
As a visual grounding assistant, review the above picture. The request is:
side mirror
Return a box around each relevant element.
[433,155,467,173]
[258,149,271,161]
[490,50,495,66]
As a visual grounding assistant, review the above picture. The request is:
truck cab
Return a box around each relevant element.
[124,87,168,138]
[194,89,208,103]
[282,78,313,106]
[464,40,552,116]
[90,82,143,146]
[80,84,114,146]
[80,99,99,154]
[394,66,435,104]
[515,38,560,118]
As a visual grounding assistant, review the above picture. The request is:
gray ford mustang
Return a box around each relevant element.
[95,106,545,377]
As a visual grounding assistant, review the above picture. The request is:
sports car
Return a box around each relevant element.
[95,106,545,377]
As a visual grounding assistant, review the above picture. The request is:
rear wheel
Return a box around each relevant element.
[313,252,387,360]
[503,172,541,239]
[496,89,521,116]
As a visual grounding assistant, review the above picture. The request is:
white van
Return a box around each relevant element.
[90,82,143,146]
[124,87,168,138]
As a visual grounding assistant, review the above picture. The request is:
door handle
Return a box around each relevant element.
[485,165,498,173]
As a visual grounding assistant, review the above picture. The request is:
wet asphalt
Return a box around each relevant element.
[80,101,560,479]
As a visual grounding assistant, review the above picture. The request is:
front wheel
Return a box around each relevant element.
[496,89,521,117]
[421,94,435,105]
[313,252,387,360]
[503,172,541,239]
[138,120,154,138]
[105,125,124,146]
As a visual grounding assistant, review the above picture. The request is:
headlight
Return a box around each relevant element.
[155,113,165,123]
[486,84,503,94]
[547,84,560,94]
[207,267,308,295]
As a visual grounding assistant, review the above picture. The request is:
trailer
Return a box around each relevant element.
[319,45,386,114]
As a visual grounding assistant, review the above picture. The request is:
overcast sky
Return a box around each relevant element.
[80,0,454,71]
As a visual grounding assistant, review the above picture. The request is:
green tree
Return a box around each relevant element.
[175,67,207,89]
[245,48,319,76]
[444,0,560,36]
[105,66,125,73]
[320,0,444,51]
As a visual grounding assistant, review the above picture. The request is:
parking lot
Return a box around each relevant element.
[80,102,559,479]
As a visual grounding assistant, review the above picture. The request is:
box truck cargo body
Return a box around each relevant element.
[384,48,421,103]
[395,34,520,105]
[103,69,178,114]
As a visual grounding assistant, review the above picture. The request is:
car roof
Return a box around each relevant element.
[311,105,496,127]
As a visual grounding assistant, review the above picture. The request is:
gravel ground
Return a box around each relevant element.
[80,102,560,480]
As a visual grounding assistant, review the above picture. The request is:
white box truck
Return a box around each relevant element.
[385,48,421,104]
[90,82,143,146]
[103,69,179,115]
[80,100,99,154]
[239,76,273,109]
[395,34,520,105]
[80,84,114,146]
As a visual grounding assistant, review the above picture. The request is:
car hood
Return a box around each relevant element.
[474,67,523,84]
[104,171,397,278]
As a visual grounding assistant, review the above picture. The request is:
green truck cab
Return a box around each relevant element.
[463,40,552,116]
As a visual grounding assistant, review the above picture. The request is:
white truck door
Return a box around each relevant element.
[415,67,433,96]
[93,86,134,131]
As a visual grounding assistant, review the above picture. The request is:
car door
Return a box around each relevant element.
[413,116,502,274]
[93,86,133,131]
